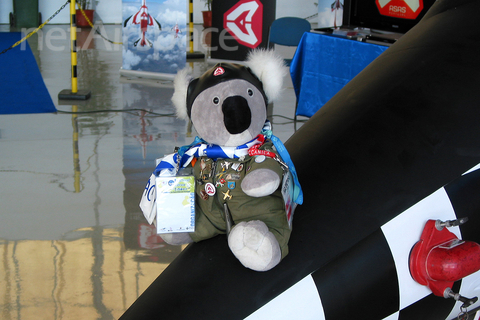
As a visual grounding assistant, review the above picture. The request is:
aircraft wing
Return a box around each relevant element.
[149,15,161,30]
[123,14,133,28]
[120,0,480,319]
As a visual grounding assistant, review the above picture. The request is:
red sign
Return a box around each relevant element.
[223,0,263,48]
[375,0,424,20]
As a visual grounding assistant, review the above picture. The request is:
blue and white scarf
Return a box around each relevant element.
[153,134,263,176]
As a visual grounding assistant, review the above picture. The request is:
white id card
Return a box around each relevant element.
[281,172,297,229]
[155,176,195,234]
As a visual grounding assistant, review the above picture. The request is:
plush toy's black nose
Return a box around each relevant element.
[222,96,252,134]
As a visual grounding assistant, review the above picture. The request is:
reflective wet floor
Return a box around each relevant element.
[0,24,304,319]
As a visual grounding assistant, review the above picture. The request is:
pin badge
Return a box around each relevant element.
[200,189,209,200]
[232,163,244,172]
[221,161,231,171]
[255,155,266,163]
[222,189,232,201]
[225,173,240,180]
[214,67,225,76]
[216,178,226,187]
[205,182,216,196]
[227,181,235,190]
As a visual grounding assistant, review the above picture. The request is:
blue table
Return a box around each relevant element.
[290,32,388,117]
[0,32,56,114]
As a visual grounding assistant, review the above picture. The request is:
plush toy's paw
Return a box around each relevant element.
[160,233,193,245]
[228,220,281,271]
[241,169,280,197]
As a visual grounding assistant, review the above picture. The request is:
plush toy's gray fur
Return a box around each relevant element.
[172,49,287,120]
[190,79,266,146]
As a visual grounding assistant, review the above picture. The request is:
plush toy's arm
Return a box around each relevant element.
[241,139,284,197]
[242,167,281,197]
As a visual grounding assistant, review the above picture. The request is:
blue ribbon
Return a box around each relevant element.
[262,123,303,205]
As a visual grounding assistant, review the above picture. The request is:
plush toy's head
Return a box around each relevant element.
[172,49,287,147]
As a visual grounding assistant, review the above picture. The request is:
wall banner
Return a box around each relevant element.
[210,0,276,61]
[122,0,187,79]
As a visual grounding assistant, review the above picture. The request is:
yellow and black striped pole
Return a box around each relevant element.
[189,0,194,53]
[58,0,91,100]
[186,0,205,60]
[70,0,78,94]
[72,105,81,193]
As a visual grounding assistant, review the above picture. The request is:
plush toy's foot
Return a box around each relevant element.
[160,233,193,245]
[228,220,281,272]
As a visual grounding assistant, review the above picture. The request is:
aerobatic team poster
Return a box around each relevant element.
[122,0,187,75]
[317,0,344,28]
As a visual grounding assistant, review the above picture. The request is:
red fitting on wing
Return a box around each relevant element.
[409,219,480,297]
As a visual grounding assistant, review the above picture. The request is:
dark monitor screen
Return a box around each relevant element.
[345,0,437,33]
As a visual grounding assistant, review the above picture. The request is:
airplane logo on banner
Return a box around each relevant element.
[376,0,424,20]
[224,0,263,48]
[124,0,162,47]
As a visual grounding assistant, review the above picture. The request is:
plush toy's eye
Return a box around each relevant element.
[213,96,220,104]
[247,89,254,97]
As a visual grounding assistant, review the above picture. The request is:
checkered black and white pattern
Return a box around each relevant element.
[246,166,480,320]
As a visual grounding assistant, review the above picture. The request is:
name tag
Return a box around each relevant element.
[155,176,196,234]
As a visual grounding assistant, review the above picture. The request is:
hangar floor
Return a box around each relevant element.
[0,24,305,319]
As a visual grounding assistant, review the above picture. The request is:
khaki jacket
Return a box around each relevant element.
[190,140,291,258]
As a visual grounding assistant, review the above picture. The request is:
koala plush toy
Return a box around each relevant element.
[142,49,302,272]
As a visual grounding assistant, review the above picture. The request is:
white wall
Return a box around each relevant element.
[193,0,318,24]
[276,1,319,20]
[1,0,317,25]
[0,0,122,25]
[95,0,123,24]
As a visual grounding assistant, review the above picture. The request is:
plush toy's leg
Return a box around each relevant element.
[227,220,281,272]
[160,233,193,245]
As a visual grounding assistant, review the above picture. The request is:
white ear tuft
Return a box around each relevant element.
[245,49,287,103]
[172,67,194,120]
